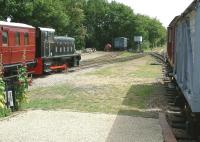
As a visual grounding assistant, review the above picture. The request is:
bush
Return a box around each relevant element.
[0,108,11,117]
[141,40,150,49]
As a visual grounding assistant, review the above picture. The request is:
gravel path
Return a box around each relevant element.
[0,110,163,142]
[29,54,156,90]
[29,51,112,89]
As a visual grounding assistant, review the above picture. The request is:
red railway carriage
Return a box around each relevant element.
[167,16,179,67]
[0,21,35,70]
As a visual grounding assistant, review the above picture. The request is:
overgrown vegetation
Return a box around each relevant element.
[0,65,29,117]
[0,0,166,50]
[0,77,6,117]
[0,63,10,117]
[15,66,29,109]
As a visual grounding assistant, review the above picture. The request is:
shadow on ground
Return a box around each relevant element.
[105,82,165,142]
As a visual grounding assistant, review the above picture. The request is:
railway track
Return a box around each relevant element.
[69,52,146,71]
[150,52,198,142]
[31,52,147,89]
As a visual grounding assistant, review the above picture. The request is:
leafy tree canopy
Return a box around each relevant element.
[0,0,166,50]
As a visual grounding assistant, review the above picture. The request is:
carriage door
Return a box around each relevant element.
[1,29,11,65]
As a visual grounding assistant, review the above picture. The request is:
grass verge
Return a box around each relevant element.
[22,54,164,117]
[22,83,162,117]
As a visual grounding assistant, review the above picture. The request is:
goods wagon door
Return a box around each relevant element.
[0,27,11,65]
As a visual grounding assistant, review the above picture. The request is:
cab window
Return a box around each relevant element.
[2,31,8,46]
[44,31,48,41]
[15,32,20,46]
[48,32,54,42]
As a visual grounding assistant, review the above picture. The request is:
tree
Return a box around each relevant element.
[0,0,33,22]
[84,0,110,49]
[63,0,87,50]
[147,18,166,48]
[0,0,166,50]
[31,0,69,35]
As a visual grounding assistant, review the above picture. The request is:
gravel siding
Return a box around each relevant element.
[0,110,163,142]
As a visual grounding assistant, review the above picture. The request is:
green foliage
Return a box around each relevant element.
[0,65,10,117]
[141,40,150,49]
[63,0,87,49]
[0,0,166,50]
[0,78,5,109]
[0,0,33,22]
[15,66,29,109]
[0,108,11,118]
[31,0,69,35]
[84,1,166,50]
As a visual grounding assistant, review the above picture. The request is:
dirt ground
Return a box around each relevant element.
[0,51,166,142]
[29,51,167,112]
[81,51,111,61]
[30,53,160,89]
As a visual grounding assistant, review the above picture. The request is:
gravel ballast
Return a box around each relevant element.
[0,110,163,142]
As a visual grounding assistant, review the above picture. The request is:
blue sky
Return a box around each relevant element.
[108,0,194,27]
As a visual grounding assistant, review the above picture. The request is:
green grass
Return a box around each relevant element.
[123,84,156,108]
[129,65,161,78]
[0,108,11,118]
[22,83,161,117]
[86,55,162,78]
[85,66,119,76]
[143,46,166,54]
[22,54,164,117]
[118,51,136,58]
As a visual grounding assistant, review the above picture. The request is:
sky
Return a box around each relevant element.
[109,0,194,27]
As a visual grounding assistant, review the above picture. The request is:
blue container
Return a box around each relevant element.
[114,37,127,50]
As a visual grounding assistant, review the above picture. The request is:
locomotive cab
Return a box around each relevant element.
[34,27,56,73]
[36,27,55,58]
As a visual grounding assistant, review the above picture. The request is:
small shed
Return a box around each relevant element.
[114,37,127,50]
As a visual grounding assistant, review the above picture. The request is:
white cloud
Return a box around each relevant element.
[108,0,194,27]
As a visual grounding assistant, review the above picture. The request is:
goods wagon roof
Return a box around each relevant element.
[169,0,198,27]
[179,0,198,19]
[0,21,35,29]
[168,16,180,27]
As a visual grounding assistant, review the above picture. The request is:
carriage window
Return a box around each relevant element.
[24,33,29,45]
[2,31,8,46]
[15,32,20,46]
